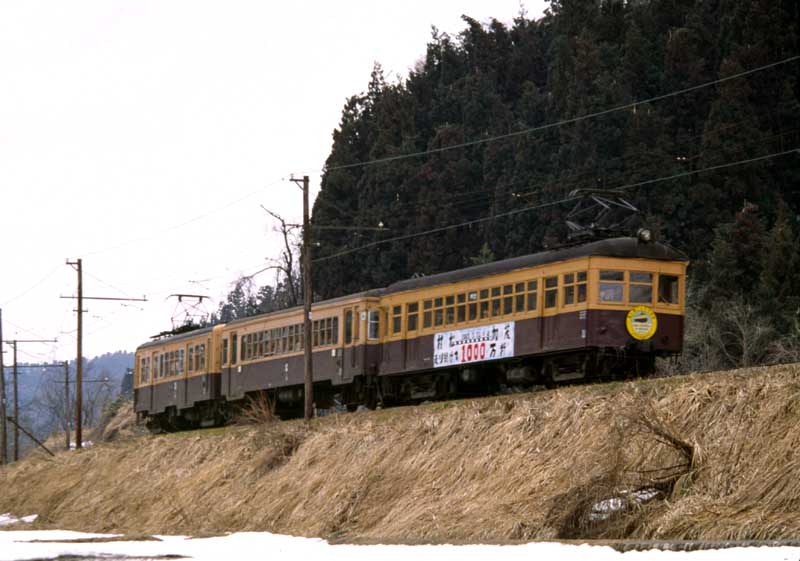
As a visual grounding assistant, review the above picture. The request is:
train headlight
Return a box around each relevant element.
[637,228,653,243]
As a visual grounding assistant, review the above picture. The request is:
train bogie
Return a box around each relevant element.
[134,237,688,428]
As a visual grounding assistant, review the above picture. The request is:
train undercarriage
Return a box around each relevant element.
[142,347,663,433]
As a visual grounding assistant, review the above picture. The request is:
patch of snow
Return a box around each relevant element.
[0,513,37,527]
[590,488,661,521]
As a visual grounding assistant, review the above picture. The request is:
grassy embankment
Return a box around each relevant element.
[1,363,799,542]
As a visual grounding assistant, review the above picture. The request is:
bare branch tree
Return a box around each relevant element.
[261,206,301,308]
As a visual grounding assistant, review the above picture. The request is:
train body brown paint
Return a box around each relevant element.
[134,237,687,429]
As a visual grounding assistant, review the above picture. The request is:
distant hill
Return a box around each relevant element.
[3,350,134,453]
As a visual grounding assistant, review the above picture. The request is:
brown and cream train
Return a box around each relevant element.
[134,237,687,429]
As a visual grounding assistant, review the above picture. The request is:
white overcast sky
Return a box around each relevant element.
[0,0,548,363]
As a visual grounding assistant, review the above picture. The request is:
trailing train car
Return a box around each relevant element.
[134,236,687,429]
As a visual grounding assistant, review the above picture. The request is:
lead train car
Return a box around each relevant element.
[134,237,687,429]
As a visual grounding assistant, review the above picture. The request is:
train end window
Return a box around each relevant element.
[630,271,653,304]
[658,274,680,304]
[599,270,625,303]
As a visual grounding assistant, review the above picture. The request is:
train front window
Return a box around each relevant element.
[599,270,625,303]
[658,274,680,304]
[630,272,653,304]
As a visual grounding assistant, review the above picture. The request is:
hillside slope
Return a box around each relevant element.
[1,364,799,542]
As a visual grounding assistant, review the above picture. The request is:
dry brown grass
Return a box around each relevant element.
[2,363,800,542]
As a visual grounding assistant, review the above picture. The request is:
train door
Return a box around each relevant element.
[230,332,242,397]
[365,307,382,373]
[223,332,238,397]
[341,306,360,381]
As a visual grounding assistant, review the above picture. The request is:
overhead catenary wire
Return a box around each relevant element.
[323,54,800,172]
[313,148,798,263]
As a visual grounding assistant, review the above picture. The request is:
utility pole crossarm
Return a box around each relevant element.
[59,296,147,302]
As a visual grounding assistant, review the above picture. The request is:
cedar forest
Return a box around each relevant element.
[216,0,800,373]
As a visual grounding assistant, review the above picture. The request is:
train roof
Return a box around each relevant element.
[383,237,687,295]
[136,238,686,350]
[137,325,215,351]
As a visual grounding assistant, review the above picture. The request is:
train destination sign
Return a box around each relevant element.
[432,321,515,368]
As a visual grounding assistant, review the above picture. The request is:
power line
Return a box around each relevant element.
[617,148,799,193]
[313,196,580,263]
[0,266,62,307]
[312,148,798,263]
[82,178,285,258]
[324,55,800,172]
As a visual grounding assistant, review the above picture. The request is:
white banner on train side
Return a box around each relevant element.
[432,321,515,368]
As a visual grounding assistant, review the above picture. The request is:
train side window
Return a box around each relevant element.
[526,280,538,311]
[563,273,575,305]
[222,340,228,365]
[544,277,558,308]
[434,298,444,327]
[658,274,680,304]
[332,317,339,344]
[502,285,513,315]
[407,303,419,331]
[491,287,501,317]
[368,310,380,340]
[423,299,433,328]
[456,293,466,323]
[599,270,625,302]
[345,310,354,344]
[198,345,205,370]
[469,301,478,321]
[514,283,525,312]
[188,347,194,373]
[577,271,587,303]
[392,306,402,334]
[630,272,653,304]
[231,335,238,365]
[445,296,455,325]
[312,320,320,347]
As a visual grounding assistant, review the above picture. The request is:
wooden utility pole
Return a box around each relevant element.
[4,339,58,461]
[64,361,70,451]
[67,258,84,449]
[290,175,314,420]
[0,308,6,465]
[63,258,146,449]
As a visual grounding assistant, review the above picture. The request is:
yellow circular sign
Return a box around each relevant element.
[626,306,657,340]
